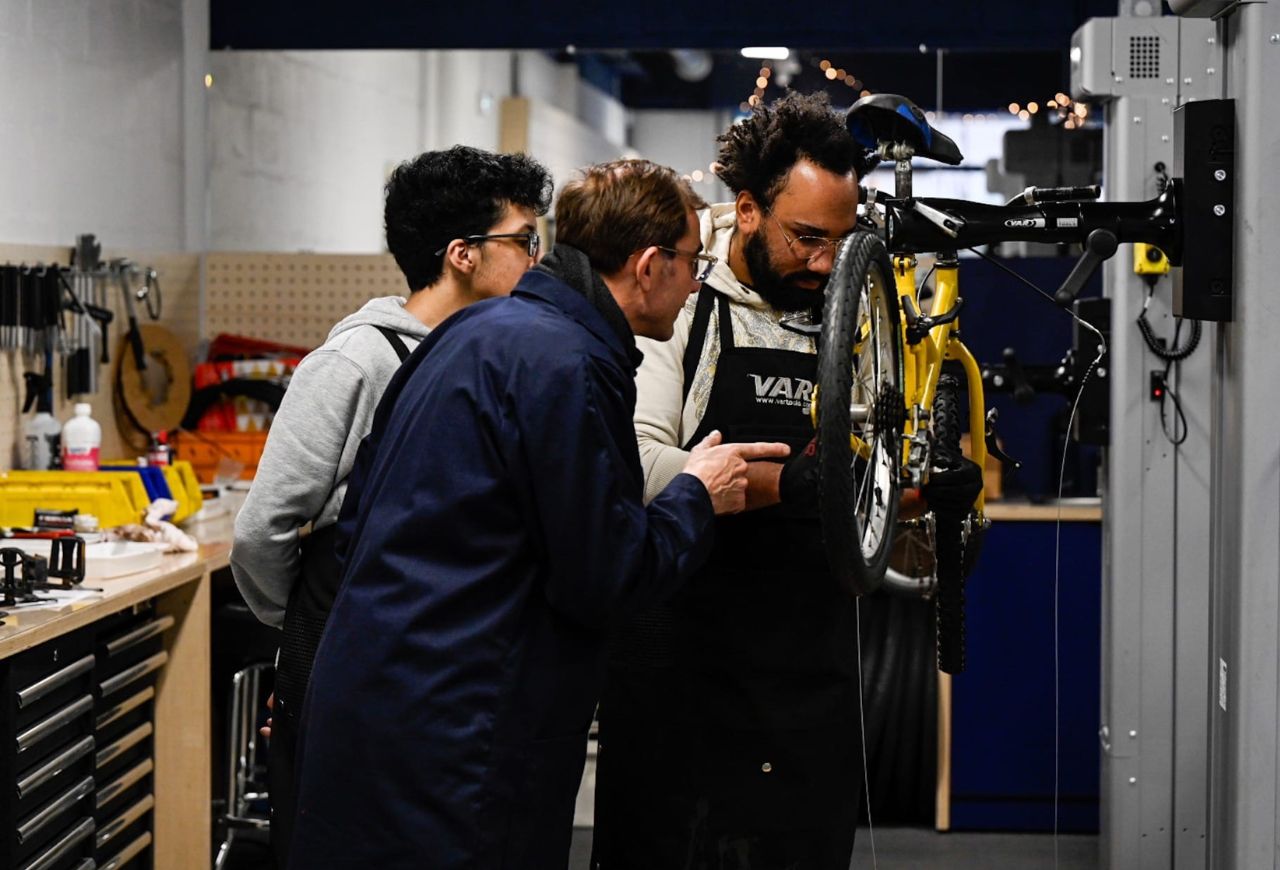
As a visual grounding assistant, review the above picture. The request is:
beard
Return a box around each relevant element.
[741,230,829,313]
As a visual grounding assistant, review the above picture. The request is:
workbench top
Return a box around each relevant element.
[0,495,237,660]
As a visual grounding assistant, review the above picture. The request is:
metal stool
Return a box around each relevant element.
[214,661,273,870]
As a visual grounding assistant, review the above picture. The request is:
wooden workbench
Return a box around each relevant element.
[0,505,235,869]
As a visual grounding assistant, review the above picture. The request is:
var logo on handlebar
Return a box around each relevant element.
[1004,217,1047,228]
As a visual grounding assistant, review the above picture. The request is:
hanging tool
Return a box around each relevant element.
[111,259,148,372]
[0,265,16,350]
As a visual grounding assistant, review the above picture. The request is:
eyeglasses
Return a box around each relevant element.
[656,246,718,282]
[765,211,849,263]
[434,231,541,258]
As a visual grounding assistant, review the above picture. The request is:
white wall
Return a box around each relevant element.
[630,109,733,205]
[0,0,192,251]
[207,50,426,252]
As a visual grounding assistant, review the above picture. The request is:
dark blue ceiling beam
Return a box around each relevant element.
[211,1,1118,53]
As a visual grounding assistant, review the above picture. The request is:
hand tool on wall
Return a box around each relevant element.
[111,259,148,373]
[0,265,16,350]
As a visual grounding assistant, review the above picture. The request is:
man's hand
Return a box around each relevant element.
[922,458,984,518]
[260,691,274,740]
[683,431,790,515]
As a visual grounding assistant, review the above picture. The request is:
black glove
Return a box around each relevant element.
[779,437,819,507]
[922,458,984,517]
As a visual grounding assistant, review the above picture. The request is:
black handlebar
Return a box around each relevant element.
[883,180,1182,266]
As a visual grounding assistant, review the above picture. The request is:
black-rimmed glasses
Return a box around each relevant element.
[657,246,718,282]
[765,211,848,263]
[434,231,541,258]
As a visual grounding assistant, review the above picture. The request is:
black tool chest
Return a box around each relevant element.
[1,601,173,870]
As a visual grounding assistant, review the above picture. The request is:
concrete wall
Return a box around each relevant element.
[0,0,194,251]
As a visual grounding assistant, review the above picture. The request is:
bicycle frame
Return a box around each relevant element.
[892,254,987,515]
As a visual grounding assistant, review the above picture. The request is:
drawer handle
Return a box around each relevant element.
[17,695,94,754]
[96,686,154,732]
[96,792,154,849]
[16,775,95,845]
[18,816,95,870]
[96,758,153,810]
[17,655,96,709]
[98,651,168,699]
[17,735,96,799]
[104,615,175,658]
[98,830,151,870]
[96,722,152,769]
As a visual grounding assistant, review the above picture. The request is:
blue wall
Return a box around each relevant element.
[950,519,1102,832]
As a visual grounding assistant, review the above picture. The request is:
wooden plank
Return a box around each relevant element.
[499,96,530,154]
[985,500,1102,522]
[153,570,212,868]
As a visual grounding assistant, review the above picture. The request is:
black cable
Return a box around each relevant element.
[1136,278,1200,362]
[1158,322,1190,446]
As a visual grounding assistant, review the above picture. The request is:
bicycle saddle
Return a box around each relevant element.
[846,93,964,167]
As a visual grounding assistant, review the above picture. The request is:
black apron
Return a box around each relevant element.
[593,290,862,870]
[269,324,409,866]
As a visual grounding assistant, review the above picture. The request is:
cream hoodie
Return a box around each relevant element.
[634,203,817,502]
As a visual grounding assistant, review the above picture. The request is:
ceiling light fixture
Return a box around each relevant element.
[741,47,789,60]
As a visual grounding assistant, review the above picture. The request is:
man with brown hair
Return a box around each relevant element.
[286,158,789,869]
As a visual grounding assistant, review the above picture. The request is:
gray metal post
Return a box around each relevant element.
[1208,3,1280,867]
[1073,11,1217,868]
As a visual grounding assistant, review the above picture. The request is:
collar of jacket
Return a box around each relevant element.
[521,246,644,372]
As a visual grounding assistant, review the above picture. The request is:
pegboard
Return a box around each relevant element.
[0,242,200,472]
[204,253,407,350]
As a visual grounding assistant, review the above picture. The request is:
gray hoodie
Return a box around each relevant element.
[230,296,433,628]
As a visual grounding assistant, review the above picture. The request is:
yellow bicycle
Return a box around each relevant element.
[814,93,1183,672]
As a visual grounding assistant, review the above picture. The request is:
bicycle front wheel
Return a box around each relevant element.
[817,231,905,596]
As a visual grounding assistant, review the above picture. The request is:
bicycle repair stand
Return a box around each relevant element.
[1073,3,1277,867]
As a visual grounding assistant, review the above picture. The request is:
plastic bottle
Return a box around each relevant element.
[62,403,102,472]
[22,369,61,471]
[23,411,62,471]
[147,431,171,466]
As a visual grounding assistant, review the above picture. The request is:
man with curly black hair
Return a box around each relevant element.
[231,144,552,866]
[592,92,869,868]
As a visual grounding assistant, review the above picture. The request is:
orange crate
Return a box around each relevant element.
[173,431,269,483]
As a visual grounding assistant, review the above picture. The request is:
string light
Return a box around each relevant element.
[1006,90,1090,130]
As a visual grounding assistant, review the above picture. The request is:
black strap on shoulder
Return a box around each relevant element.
[373,325,411,363]
[681,288,718,403]
[716,293,735,351]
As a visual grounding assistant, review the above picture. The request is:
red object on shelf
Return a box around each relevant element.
[207,333,313,360]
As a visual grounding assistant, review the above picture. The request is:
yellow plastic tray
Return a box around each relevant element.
[0,473,145,529]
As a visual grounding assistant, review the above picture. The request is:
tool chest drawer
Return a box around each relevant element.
[1,627,98,870]
[1,600,172,870]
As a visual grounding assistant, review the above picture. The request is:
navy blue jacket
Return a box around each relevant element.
[288,270,715,869]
